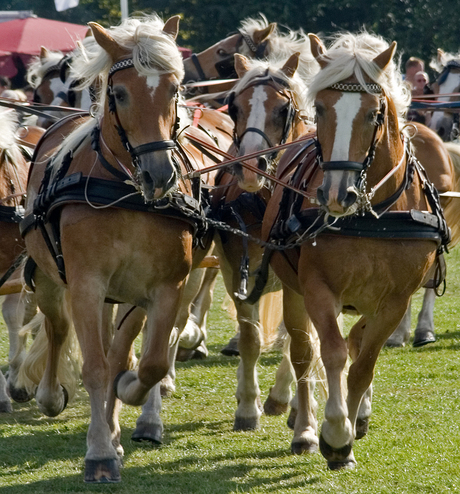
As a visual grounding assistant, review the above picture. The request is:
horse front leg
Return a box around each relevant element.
[70,283,120,483]
[114,283,183,406]
[106,306,146,456]
[303,291,354,470]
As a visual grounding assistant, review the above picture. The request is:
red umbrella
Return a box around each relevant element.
[0,17,88,82]
[0,17,88,55]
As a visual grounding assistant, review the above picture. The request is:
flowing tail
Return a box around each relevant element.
[443,141,460,247]
[17,311,82,402]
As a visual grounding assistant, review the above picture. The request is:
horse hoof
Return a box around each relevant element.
[264,393,289,416]
[9,384,33,403]
[291,439,318,455]
[131,425,163,445]
[413,329,436,347]
[0,400,12,413]
[220,335,239,356]
[384,338,405,348]
[319,433,355,469]
[355,418,369,439]
[327,459,357,471]
[176,347,196,362]
[234,416,259,431]
[84,458,121,483]
[287,408,297,430]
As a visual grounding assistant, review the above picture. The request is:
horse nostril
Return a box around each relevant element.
[317,186,327,206]
[341,189,358,208]
[258,156,268,172]
[142,170,154,186]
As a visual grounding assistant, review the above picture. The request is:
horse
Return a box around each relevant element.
[17,14,233,483]
[210,47,325,437]
[27,43,94,128]
[427,48,460,142]
[183,14,317,107]
[0,108,39,413]
[257,31,452,469]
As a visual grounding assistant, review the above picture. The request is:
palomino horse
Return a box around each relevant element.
[0,109,41,412]
[18,14,232,483]
[258,32,452,469]
[211,49,323,435]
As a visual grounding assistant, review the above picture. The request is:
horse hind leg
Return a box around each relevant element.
[412,288,436,347]
[385,301,411,347]
[283,286,321,454]
[264,332,295,417]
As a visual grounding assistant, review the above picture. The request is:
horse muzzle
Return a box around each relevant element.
[139,151,178,202]
[317,166,361,216]
[234,156,267,192]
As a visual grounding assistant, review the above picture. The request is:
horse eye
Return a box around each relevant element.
[114,88,127,104]
[217,48,228,57]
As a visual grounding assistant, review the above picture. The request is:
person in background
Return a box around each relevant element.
[412,71,429,96]
[404,57,425,90]
[407,70,430,125]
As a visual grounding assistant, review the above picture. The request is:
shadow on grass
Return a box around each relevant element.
[0,443,324,494]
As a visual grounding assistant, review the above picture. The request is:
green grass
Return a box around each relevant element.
[1,249,460,492]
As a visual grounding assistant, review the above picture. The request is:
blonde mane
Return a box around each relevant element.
[240,14,319,84]
[307,31,411,119]
[0,108,21,157]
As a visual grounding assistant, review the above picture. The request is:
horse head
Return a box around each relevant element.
[227,49,315,193]
[183,16,276,85]
[88,16,184,202]
[428,49,460,141]
[308,33,403,217]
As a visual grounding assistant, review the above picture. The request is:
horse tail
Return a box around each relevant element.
[258,290,283,350]
[17,312,82,401]
[443,141,460,247]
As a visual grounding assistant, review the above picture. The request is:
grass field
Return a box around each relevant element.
[1,248,460,493]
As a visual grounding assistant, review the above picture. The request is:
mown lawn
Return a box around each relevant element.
[0,248,460,493]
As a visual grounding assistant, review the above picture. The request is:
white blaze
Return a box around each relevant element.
[241,86,268,150]
[330,92,362,160]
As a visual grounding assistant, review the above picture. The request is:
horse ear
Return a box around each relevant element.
[280,52,300,78]
[85,27,93,38]
[234,54,251,78]
[308,33,329,69]
[163,15,180,40]
[88,22,125,61]
[373,41,397,71]
[252,22,276,45]
[437,48,445,64]
[39,46,49,61]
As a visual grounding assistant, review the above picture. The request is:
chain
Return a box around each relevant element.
[178,202,334,252]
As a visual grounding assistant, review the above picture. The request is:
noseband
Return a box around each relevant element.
[103,58,179,173]
[227,71,297,167]
[316,82,386,192]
